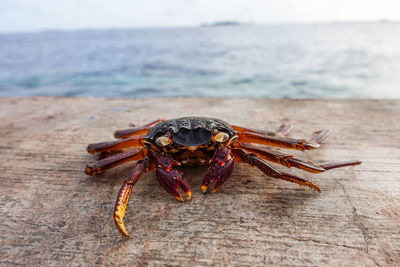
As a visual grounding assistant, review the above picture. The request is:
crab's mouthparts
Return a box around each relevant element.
[187,146,199,151]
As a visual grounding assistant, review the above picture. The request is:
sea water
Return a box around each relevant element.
[1,23,400,98]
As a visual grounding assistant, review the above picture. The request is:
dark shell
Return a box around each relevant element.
[145,117,236,147]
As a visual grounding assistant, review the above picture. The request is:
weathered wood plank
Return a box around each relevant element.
[0,97,399,266]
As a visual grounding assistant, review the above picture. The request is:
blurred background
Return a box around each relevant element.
[1,0,400,98]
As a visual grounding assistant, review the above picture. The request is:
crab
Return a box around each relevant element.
[84,117,361,237]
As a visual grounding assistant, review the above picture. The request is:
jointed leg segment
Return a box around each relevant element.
[86,136,144,154]
[310,129,330,144]
[237,143,326,173]
[238,131,320,151]
[114,158,153,237]
[85,148,146,176]
[114,119,165,139]
[232,124,293,137]
[322,161,362,170]
[275,124,293,137]
[232,148,321,192]
[87,120,164,154]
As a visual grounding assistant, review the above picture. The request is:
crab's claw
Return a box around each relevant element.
[155,154,192,201]
[202,146,234,193]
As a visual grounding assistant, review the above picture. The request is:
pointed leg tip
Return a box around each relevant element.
[118,226,131,238]
[84,165,98,176]
[84,166,91,175]
[122,232,131,238]
[309,143,320,149]
[114,217,131,238]
[175,195,184,202]
[201,185,208,192]
[86,147,96,154]
[309,183,321,192]
[186,191,192,200]
[347,160,362,167]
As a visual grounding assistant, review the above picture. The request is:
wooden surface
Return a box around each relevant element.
[0,97,399,266]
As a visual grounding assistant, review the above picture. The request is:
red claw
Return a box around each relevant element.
[202,146,234,193]
[155,154,191,201]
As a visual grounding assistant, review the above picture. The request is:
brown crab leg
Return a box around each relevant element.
[86,136,144,154]
[114,119,165,139]
[114,158,154,238]
[275,124,293,137]
[232,148,321,192]
[85,148,147,176]
[237,132,320,151]
[237,143,361,173]
[310,129,330,144]
[232,124,292,137]
[322,161,362,170]
[238,143,326,173]
[232,125,274,136]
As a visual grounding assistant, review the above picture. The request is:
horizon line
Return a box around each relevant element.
[1,19,399,35]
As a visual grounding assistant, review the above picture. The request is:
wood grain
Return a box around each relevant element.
[0,97,399,266]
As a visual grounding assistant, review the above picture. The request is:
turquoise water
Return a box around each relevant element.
[1,23,400,98]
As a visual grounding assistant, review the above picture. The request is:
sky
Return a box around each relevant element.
[1,0,400,33]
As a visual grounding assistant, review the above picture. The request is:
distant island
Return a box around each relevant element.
[200,21,252,27]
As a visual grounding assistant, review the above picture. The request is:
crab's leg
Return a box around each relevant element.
[322,161,362,170]
[237,132,320,151]
[238,143,361,173]
[114,119,165,139]
[231,124,292,137]
[232,148,321,192]
[275,124,293,137]
[239,143,361,172]
[154,153,192,201]
[238,143,326,173]
[85,148,147,176]
[86,136,144,154]
[114,158,154,238]
[232,125,274,136]
[310,129,330,144]
[201,146,234,193]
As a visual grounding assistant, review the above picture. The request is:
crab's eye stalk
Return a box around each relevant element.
[214,132,229,143]
[156,136,171,146]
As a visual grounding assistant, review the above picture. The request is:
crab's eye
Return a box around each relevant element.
[156,136,171,146]
[214,132,229,143]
